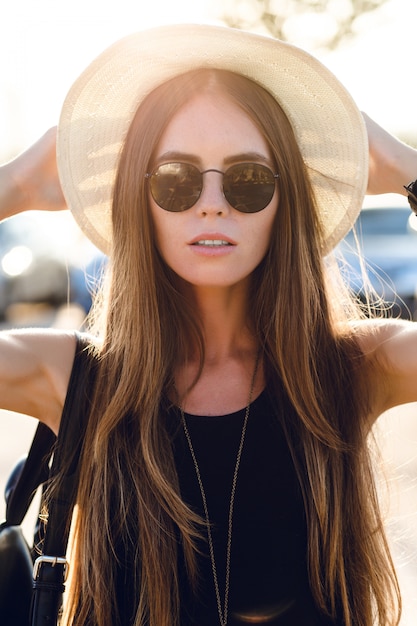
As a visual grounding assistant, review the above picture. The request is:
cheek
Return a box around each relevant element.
[152,222,170,261]
[150,203,169,251]
[242,218,275,273]
[150,207,182,265]
[253,205,277,253]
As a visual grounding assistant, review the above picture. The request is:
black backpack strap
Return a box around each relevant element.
[4,423,55,527]
[31,332,96,625]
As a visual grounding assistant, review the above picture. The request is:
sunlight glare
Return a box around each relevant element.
[2,246,33,277]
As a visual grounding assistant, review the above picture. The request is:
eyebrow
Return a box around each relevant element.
[154,151,273,167]
[223,152,272,166]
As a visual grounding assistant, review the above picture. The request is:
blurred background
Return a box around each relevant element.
[1,0,416,622]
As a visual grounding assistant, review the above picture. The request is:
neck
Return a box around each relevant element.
[184,281,256,362]
[174,281,263,415]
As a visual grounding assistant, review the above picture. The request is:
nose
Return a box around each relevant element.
[195,169,230,217]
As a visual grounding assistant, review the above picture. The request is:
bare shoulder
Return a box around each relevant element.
[0,329,79,432]
[352,318,417,413]
[353,318,417,363]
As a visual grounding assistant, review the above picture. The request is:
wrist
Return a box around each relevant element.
[0,166,19,220]
[0,161,31,220]
[404,179,417,215]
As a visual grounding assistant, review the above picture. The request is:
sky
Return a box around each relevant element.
[0,0,415,162]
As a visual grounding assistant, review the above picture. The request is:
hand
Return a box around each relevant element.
[363,112,417,196]
[0,127,66,220]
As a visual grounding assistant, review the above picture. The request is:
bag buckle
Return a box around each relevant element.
[33,555,69,581]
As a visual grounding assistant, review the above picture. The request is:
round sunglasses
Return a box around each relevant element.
[145,162,279,213]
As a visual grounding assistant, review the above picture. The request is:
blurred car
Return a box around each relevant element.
[336,195,417,318]
[0,211,101,320]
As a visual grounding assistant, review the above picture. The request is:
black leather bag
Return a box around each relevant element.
[0,526,33,626]
[0,334,93,626]
[0,456,32,626]
[0,522,34,626]
[0,425,55,626]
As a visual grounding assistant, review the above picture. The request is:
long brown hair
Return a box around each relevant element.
[65,70,400,625]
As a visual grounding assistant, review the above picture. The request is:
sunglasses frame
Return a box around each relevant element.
[145,162,279,213]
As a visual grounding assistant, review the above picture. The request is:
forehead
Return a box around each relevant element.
[154,89,272,163]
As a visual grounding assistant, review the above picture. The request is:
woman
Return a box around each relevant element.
[1,23,417,626]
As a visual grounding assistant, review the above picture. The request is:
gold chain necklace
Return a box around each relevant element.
[180,355,260,626]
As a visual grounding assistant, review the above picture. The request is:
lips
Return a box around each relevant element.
[188,234,236,246]
[192,239,232,246]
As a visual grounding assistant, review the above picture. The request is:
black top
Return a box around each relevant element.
[60,341,343,624]
[163,389,338,626]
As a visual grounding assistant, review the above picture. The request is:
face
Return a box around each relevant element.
[148,89,279,291]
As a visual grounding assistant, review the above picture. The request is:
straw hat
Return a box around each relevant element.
[56,23,368,255]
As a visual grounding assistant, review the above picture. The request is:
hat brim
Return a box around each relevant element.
[57,23,368,255]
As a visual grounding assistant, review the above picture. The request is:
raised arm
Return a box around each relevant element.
[0,127,66,220]
[0,130,76,432]
[352,117,417,419]
[355,318,417,423]
[0,329,76,433]
[363,112,417,197]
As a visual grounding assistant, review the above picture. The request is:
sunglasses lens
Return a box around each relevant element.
[224,163,276,213]
[148,162,277,213]
[149,163,202,212]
